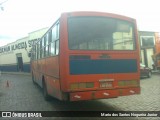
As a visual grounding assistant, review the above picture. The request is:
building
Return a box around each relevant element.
[0,28,48,72]
[139,31,156,69]
[154,33,160,70]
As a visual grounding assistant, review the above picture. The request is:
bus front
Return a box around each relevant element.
[60,12,140,101]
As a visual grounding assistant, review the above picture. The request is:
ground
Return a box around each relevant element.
[0,73,159,120]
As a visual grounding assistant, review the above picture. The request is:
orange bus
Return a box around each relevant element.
[30,11,140,101]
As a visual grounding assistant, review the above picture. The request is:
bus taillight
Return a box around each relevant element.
[70,82,94,90]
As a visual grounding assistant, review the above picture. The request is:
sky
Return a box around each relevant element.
[0,0,160,47]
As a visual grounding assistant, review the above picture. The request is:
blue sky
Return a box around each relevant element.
[0,0,160,46]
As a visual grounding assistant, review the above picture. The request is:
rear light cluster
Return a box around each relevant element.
[118,80,139,87]
[70,82,94,90]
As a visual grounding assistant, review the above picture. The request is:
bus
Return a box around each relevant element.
[30,11,140,101]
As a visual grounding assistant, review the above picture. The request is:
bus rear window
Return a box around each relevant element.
[68,17,135,50]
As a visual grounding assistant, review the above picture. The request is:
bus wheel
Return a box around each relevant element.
[32,72,36,84]
[148,71,152,78]
[43,80,50,101]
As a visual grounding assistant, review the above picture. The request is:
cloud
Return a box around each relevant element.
[1,0,160,47]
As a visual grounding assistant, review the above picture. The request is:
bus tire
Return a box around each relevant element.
[32,72,36,84]
[43,80,51,101]
[148,71,152,78]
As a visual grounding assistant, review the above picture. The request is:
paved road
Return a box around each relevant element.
[0,74,159,120]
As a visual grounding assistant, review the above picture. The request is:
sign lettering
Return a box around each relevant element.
[0,39,37,54]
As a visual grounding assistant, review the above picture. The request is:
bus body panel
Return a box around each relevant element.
[45,57,60,78]
[59,14,69,92]
[70,87,140,101]
[59,12,140,92]
[37,59,44,87]
[44,56,62,99]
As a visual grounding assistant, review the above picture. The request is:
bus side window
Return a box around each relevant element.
[46,45,49,57]
[57,23,59,39]
[34,45,36,60]
[48,31,52,56]
[44,36,46,57]
[36,44,38,60]
[45,34,49,57]
[51,42,55,55]
[55,40,59,55]
[55,23,59,55]
[37,42,40,59]
[51,28,55,56]
[40,40,42,58]
[42,37,44,46]
[41,38,44,58]
[51,22,59,56]
[51,25,56,56]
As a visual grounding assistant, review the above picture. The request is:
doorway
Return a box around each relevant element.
[146,48,154,69]
[141,49,145,64]
[16,53,23,72]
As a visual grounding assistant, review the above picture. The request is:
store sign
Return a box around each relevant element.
[0,39,37,53]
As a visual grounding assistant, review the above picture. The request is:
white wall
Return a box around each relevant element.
[0,28,48,65]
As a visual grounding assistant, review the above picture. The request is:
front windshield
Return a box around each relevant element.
[68,17,135,50]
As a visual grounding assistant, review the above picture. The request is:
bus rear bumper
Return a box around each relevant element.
[69,87,140,101]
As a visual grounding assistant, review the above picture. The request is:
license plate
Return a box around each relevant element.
[100,82,112,88]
